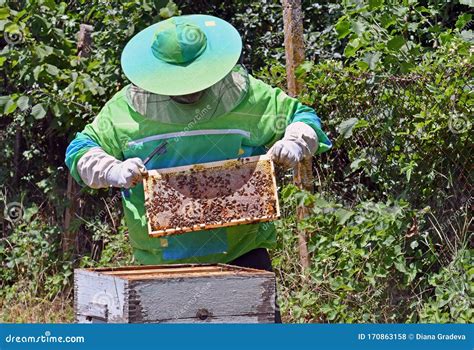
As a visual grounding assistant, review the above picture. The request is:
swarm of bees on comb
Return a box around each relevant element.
[143,155,280,237]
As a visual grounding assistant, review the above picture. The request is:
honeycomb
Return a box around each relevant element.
[143,156,280,237]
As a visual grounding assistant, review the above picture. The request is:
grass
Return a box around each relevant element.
[0,293,74,323]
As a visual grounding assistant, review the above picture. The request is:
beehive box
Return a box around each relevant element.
[74,264,276,323]
[143,155,280,237]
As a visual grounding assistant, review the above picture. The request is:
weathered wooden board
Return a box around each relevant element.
[74,270,128,323]
[143,155,280,237]
[74,264,276,324]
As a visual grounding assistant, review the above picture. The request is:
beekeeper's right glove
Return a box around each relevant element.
[77,147,147,189]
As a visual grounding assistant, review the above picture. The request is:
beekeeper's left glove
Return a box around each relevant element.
[267,122,318,168]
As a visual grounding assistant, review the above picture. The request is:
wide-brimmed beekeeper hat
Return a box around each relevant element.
[121,15,242,96]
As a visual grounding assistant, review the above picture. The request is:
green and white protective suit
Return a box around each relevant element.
[65,65,332,265]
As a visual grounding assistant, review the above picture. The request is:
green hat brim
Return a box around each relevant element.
[121,15,242,96]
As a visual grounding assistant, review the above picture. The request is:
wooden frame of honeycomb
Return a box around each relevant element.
[143,155,280,237]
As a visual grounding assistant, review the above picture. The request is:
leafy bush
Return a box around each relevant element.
[257,34,472,220]
[274,185,471,323]
[418,248,472,323]
[334,0,473,72]
[180,0,344,70]
[0,212,69,301]
[276,185,416,322]
[256,10,472,322]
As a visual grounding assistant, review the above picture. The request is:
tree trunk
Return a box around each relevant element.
[282,0,312,271]
[63,24,94,254]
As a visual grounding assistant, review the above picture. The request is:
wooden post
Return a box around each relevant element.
[63,24,94,253]
[282,0,304,97]
[77,24,94,57]
[293,160,312,270]
[282,0,312,271]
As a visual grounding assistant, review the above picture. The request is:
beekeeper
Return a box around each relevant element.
[66,15,331,270]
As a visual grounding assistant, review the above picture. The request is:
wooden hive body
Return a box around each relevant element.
[74,264,276,323]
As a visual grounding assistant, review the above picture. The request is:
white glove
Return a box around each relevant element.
[77,147,147,189]
[268,122,318,168]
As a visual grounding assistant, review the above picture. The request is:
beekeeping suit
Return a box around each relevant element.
[65,15,331,265]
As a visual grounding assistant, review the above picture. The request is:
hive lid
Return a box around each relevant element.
[143,155,280,237]
[78,263,275,280]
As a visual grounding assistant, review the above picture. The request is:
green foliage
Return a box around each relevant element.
[79,217,134,268]
[335,0,473,72]
[256,4,472,323]
[278,186,415,322]
[0,0,177,205]
[419,249,473,323]
[180,0,344,70]
[275,185,472,323]
[257,36,472,211]
[0,212,69,301]
[0,204,133,306]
